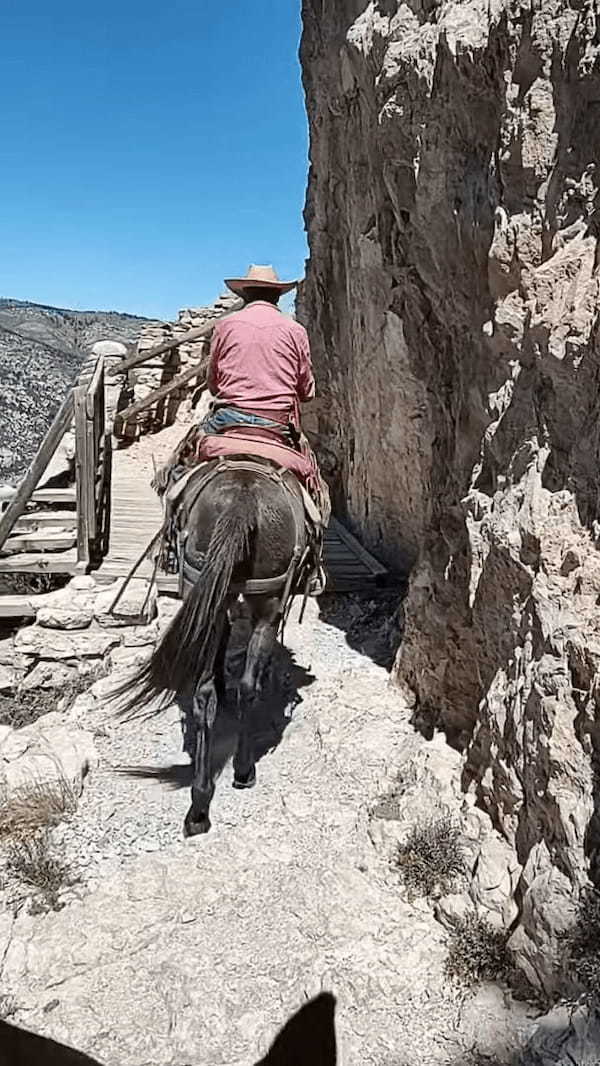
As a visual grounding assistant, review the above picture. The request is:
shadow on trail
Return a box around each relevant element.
[119,637,315,793]
[318,587,407,671]
[0,992,337,1065]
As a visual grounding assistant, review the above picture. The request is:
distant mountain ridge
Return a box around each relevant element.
[0,297,155,356]
[0,298,156,485]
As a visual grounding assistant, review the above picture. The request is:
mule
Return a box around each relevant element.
[115,459,308,837]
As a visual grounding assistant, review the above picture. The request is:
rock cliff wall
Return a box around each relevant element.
[300,0,600,994]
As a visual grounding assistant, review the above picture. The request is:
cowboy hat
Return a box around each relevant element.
[224,264,298,296]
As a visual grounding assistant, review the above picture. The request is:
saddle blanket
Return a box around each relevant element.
[196,431,314,483]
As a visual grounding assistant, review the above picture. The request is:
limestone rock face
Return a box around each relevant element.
[301,0,600,991]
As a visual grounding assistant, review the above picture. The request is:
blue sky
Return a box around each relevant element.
[0,1,308,319]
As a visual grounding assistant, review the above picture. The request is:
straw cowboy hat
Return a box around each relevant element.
[224,264,299,297]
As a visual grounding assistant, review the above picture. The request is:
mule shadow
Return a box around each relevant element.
[0,1018,101,1066]
[255,992,337,1065]
[121,611,316,792]
[0,992,336,1065]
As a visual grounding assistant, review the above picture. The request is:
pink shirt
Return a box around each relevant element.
[207,301,315,420]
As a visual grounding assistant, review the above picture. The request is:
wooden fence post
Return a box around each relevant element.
[73,385,90,566]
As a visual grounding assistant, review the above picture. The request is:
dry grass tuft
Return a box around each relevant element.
[6,829,77,913]
[0,772,77,840]
[445,915,512,988]
[396,815,466,899]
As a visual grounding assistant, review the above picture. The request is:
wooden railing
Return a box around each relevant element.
[0,305,238,568]
[0,354,111,570]
[0,395,74,554]
[73,356,111,565]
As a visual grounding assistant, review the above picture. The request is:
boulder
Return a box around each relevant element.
[15,626,120,661]
[36,603,94,630]
[20,661,79,692]
[90,341,128,359]
[469,834,522,930]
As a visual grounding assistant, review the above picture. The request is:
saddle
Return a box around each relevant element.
[162,455,324,607]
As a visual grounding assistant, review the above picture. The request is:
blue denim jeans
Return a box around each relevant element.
[200,407,292,443]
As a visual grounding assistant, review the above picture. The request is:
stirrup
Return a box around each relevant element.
[307,564,327,597]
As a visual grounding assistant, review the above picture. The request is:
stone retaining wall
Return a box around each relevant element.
[116,292,241,438]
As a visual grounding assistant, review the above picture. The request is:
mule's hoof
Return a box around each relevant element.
[233,768,256,790]
[184,813,211,837]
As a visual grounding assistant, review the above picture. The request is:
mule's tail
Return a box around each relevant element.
[113,486,258,715]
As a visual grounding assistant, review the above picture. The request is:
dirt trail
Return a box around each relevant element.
[0,594,533,1065]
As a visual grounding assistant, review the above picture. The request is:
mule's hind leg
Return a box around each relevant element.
[185,675,218,836]
[185,618,230,837]
[233,595,280,789]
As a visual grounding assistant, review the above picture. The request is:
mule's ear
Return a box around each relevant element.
[255,991,337,1066]
[0,1018,103,1066]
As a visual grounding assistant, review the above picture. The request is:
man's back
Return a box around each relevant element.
[208,300,315,418]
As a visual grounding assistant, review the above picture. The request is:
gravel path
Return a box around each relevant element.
[0,598,532,1065]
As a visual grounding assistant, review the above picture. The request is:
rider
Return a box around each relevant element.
[154,266,329,591]
[202,264,315,441]
[202,264,329,590]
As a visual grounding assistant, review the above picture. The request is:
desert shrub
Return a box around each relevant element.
[396,815,466,898]
[0,688,50,730]
[6,829,77,913]
[445,915,512,987]
[561,887,600,1004]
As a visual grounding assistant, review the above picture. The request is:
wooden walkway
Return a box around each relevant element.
[95,449,166,587]
[0,441,387,602]
[95,447,387,593]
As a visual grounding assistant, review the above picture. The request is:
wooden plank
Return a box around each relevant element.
[2,530,77,554]
[85,416,97,542]
[0,548,77,575]
[113,359,208,426]
[94,562,177,592]
[0,393,74,552]
[328,518,387,578]
[106,311,231,378]
[99,428,113,559]
[30,488,76,505]
[14,511,77,531]
[85,356,104,419]
[74,385,90,565]
[0,594,38,618]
